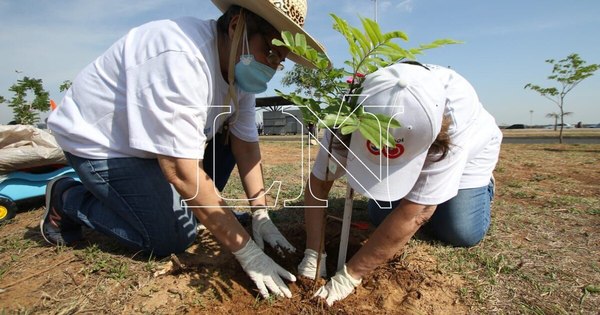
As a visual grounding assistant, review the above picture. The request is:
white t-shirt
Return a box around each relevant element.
[48,17,258,160]
[312,64,502,205]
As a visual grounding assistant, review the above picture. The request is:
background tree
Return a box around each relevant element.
[545,112,572,131]
[524,53,599,143]
[281,64,346,100]
[1,76,50,125]
[280,64,345,136]
[59,80,72,92]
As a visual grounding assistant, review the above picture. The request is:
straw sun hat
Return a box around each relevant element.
[211,0,328,68]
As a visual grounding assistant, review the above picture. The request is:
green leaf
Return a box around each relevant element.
[331,14,351,39]
[360,114,397,148]
[584,285,600,294]
[401,49,418,60]
[331,15,353,46]
[358,121,382,148]
[362,63,378,73]
[350,26,370,54]
[417,38,462,51]
[362,18,384,43]
[383,131,396,148]
[432,38,463,46]
[282,31,294,46]
[295,33,307,55]
[308,98,322,115]
[272,38,285,47]
[383,30,409,42]
[318,113,339,128]
[373,113,401,129]
[341,123,359,135]
[358,121,395,149]
[378,43,409,59]
[317,58,330,70]
[360,114,382,137]
[298,106,318,124]
[337,114,358,128]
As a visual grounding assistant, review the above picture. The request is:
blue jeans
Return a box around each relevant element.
[368,179,494,247]
[62,134,237,256]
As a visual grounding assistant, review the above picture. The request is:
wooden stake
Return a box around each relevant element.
[337,184,354,271]
[313,211,327,288]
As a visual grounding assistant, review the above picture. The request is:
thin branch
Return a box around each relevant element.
[0,256,76,290]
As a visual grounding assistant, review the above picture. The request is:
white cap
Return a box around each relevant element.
[345,63,446,201]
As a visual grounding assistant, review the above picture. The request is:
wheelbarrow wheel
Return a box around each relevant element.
[0,197,17,224]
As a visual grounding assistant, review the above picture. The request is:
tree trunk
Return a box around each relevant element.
[559,101,564,144]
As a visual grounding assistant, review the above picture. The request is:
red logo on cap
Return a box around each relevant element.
[366,140,381,155]
[383,143,405,159]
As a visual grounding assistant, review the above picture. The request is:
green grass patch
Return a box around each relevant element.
[76,244,130,280]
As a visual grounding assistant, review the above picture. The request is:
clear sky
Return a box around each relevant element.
[1,0,599,126]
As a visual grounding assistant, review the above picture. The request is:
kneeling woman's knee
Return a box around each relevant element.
[147,228,196,257]
[441,227,486,248]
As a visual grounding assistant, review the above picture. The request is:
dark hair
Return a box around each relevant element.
[216,5,278,37]
[428,115,452,161]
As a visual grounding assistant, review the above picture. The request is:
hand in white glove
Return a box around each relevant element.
[233,239,297,298]
[252,208,296,255]
[298,249,327,279]
[314,264,361,306]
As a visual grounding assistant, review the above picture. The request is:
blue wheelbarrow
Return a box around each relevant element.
[0,166,79,224]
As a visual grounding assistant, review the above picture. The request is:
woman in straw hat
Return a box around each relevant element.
[45,0,327,299]
[298,62,502,305]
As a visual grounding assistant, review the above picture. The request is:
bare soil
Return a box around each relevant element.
[0,142,598,314]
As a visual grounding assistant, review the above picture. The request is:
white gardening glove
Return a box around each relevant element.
[314,264,361,306]
[252,208,296,255]
[233,239,297,298]
[298,249,327,279]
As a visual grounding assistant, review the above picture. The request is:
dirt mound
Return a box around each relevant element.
[0,211,467,314]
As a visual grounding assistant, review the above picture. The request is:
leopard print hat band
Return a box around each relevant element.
[212,0,329,68]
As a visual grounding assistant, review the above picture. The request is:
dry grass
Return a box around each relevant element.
[501,128,600,138]
[0,142,599,314]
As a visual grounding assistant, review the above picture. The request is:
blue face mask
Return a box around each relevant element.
[234,54,276,94]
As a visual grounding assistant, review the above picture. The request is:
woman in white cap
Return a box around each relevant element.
[298,62,502,305]
[44,0,327,299]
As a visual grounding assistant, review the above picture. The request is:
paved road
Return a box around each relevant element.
[260,135,600,144]
[501,137,600,144]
